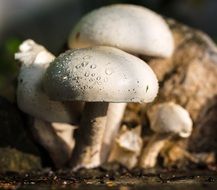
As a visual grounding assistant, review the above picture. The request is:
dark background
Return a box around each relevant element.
[1,0,217,99]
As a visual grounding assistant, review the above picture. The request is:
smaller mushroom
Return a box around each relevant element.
[139,102,193,169]
[108,125,143,169]
[15,39,83,168]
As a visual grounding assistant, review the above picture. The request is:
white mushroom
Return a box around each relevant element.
[15,40,83,167]
[68,4,174,58]
[68,4,174,162]
[43,46,158,170]
[100,103,127,162]
[139,102,193,169]
[108,125,143,169]
[32,119,77,167]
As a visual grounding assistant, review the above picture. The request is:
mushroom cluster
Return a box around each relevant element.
[15,4,194,170]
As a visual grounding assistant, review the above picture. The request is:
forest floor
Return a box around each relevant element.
[1,167,217,190]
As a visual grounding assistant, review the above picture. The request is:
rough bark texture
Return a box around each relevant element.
[123,19,217,166]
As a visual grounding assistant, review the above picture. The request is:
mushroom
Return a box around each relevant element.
[43,46,158,170]
[139,102,193,169]
[15,39,84,167]
[108,125,143,169]
[68,4,174,58]
[68,4,174,162]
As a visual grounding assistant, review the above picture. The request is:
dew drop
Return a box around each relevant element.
[85,72,90,77]
[146,86,149,92]
[96,76,101,80]
[105,68,112,75]
[90,64,96,69]
[130,97,140,102]
[83,85,88,90]
[91,73,95,77]
[63,76,68,80]
[75,65,81,69]
[81,61,89,67]
[83,55,91,60]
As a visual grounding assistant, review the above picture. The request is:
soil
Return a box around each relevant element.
[0,166,217,190]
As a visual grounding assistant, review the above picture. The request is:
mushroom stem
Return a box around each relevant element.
[32,119,76,168]
[139,133,170,169]
[101,103,127,163]
[51,122,77,153]
[70,102,109,170]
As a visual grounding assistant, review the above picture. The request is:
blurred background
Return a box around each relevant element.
[1,0,217,101]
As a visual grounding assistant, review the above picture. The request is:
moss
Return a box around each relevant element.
[0,147,41,173]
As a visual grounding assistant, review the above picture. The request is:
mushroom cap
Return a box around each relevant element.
[68,4,174,58]
[43,46,158,103]
[148,102,193,138]
[17,65,75,123]
[16,40,83,123]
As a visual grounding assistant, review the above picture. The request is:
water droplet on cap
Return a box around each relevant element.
[105,68,112,75]
[63,76,68,80]
[83,55,91,60]
[90,64,96,69]
[81,61,89,67]
[85,72,90,77]
[75,65,81,69]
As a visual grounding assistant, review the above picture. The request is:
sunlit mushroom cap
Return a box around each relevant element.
[68,4,174,58]
[43,46,158,103]
[15,39,81,123]
[148,102,193,138]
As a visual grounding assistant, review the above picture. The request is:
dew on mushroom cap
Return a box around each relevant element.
[43,46,159,170]
[43,46,159,103]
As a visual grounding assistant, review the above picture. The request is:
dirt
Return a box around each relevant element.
[0,166,217,190]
